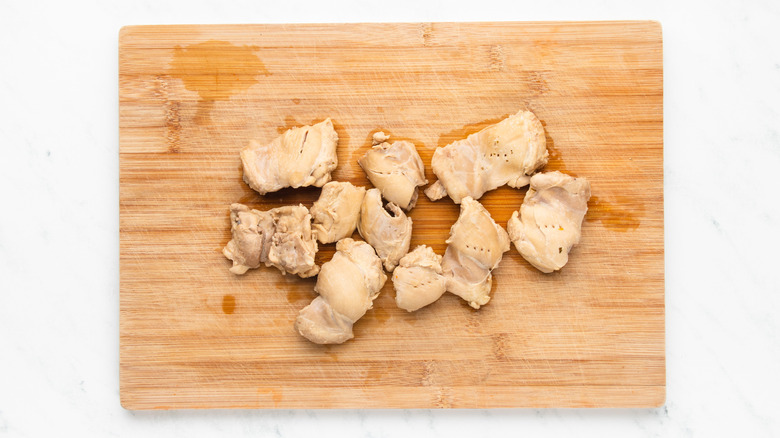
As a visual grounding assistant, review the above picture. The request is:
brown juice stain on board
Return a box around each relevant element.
[276,274,315,298]
[588,195,642,232]
[169,40,269,123]
[539,119,574,176]
[371,306,390,325]
[408,199,457,254]
[237,192,259,206]
[276,116,301,134]
[402,315,418,326]
[315,245,337,266]
[478,186,526,224]
[236,173,260,205]
[286,288,312,305]
[169,40,269,101]
[221,295,236,314]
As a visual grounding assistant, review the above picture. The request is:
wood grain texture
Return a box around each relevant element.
[119,21,664,409]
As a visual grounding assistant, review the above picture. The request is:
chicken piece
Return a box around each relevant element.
[427,110,548,203]
[222,204,274,275]
[310,181,366,244]
[295,238,387,344]
[222,203,319,278]
[442,197,510,309]
[423,180,447,203]
[507,171,591,273]
[358,132,427,210]
[241,119,338,195]
[266,205,320,278]
[357,188,413,272]
[393,245,447,312]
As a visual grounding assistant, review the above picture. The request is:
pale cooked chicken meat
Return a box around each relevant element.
[358,132,427,210]
[241,119,338,195]
[223,203,319,278]
[392,245,447,312]
[222,204,274,275]
[310,181,366,244]
[507,171,591,273]
[267,205,320,278]
[442,197,510,309]
[426,110,548,204]
[295,238,387,344]
[357,188,413,272]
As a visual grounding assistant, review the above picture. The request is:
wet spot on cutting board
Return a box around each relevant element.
[588,195,642,232]
[169,40,269,124]
[222,295,236,314]
[286,288,311,304]
[539,124,575,176]
[169,40,269,101]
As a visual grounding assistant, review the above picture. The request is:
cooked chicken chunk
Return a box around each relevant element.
[423,180,447,203]
[241,119,338,195]
[223,203,319,278]
[267,205,320,278]
[507,171,591,273]
[357,188,413,272]
[310,181,366,244]
[222,204,274,275]
[442,197,510,309]
[393,245,447,312]
[358,132,427,210]
[427,110,548,203]
[295,238,387,344]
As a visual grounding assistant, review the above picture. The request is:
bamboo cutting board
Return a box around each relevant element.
[119,22,664,409]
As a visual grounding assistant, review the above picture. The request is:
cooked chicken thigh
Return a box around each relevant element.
[507,171,591,273]
[358,132,427,210]
[266,205,320,278]
[241,119,338,195]
[222,204,274,275]
[426,110,548,203]
[310,181,366,244]
[442,197,510,309]
[357,188,413,272]
[223,203,319,278]
[393,245,447,312]
[295,238,387,344]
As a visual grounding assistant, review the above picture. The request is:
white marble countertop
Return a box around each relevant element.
[1,0,779,436]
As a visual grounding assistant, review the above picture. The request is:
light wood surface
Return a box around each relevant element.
[119,21,664,409]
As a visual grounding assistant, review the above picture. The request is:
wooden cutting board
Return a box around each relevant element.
[119,21,663,409]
